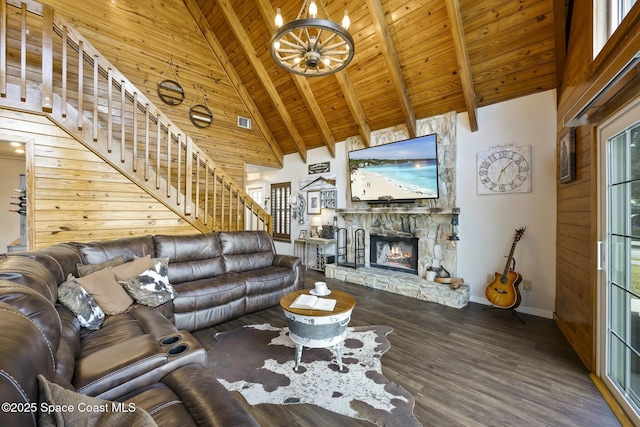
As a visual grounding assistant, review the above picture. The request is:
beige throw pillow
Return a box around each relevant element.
[76,255,125,277]
[111,255,155,281]
[76,268,133,315]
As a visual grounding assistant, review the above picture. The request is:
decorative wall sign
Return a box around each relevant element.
[289,193,306,224]
[308,161,330,174]
[476,144,531,195]
[300,174,336,191]
[559,128,576,183]
[189,85,212,128]
[189,104,213,128]
[157,60,184,106]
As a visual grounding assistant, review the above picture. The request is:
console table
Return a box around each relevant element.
[297,237,336,272]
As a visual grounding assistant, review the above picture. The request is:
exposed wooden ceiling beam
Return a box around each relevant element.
[445,0,479,132]
[366,0,416,138]
[183,0,284,167]
[216,0,307,163]
[335,71,371,146]
[553,0,568,93]
[255,0,336,158]
[291,75,336,156]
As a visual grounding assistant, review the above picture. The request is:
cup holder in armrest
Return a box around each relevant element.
[160,335,181,346]
[167,344,189,356]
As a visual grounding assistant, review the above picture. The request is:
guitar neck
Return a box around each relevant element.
[501,242,518,277]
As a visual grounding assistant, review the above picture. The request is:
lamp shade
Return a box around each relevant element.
[310,216,322,226]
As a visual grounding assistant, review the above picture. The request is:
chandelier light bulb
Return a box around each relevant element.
[274,40,280,50]
[323,57,330,66]
[294,57,302,64]
[342,10,350,30]
[275,8,283,28]
[308,1,317,18]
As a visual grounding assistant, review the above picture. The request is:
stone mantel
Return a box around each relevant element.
[333,113,462,308]
[337,207,460,216]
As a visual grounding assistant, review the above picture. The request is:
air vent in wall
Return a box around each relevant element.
[237,116,251,129]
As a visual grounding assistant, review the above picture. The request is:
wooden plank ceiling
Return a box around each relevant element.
[187,0,558,163]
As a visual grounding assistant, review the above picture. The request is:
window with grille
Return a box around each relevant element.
[270,182,291,241]
[248,187,263,207]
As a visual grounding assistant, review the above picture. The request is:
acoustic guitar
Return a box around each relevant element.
[485,227,526,309]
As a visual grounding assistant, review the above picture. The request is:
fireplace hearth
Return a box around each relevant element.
[370,235,418,275]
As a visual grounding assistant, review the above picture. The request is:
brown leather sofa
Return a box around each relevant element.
[0,230,303,426]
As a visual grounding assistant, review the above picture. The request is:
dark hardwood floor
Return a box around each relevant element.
[192,270,620,427]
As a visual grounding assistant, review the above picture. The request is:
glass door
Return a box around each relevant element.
[598,98,640,424]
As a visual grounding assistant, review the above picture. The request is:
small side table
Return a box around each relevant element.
[303,237,336,272]
[280,289,356,371]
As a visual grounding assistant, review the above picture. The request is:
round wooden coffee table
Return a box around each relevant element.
[280,288,356,371]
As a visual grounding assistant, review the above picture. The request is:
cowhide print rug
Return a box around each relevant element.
[207,323,422,427]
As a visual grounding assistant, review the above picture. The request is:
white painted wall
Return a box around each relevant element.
[250,89,557,318]
[0,157,26,250]
[457,90,557,318]
[254,144,348,256]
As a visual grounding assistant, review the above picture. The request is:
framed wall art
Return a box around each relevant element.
[307,191,321,215]
[559,128,576,183]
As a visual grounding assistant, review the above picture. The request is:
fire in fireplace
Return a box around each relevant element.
[370,235,419,275]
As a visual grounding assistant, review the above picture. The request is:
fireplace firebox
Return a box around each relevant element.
[370,235,419,275]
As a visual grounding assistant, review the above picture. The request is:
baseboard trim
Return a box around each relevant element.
[590,374,635,427]
[469,296,554,319]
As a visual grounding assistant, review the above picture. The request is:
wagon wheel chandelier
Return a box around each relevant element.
[271,0,354,76]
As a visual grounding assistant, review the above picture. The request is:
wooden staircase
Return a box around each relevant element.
[0,0,271,234]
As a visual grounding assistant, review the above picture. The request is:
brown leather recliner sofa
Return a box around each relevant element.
[0,230,303,426]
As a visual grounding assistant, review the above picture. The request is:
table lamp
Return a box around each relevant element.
[310,216,322,237]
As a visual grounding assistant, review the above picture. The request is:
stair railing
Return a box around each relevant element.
[0,0,271,233]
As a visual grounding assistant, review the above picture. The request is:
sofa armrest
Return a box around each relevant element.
[73,334,167,396]
[94,331,207,401]
[159,364,261,427]
[272,254,301,269]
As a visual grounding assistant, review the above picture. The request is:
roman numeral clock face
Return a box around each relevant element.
[476,146,531,194]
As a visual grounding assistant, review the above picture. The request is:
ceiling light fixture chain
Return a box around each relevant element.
[294,0,311,19]
[271,0,354,77]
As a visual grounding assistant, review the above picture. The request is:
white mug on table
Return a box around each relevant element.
[314,281,328,295]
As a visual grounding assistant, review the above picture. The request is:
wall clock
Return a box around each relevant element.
[476,145,531,194]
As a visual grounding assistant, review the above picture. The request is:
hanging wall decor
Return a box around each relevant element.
[559,128,576,183]
[157,59,185,106]
[189,85,213,128]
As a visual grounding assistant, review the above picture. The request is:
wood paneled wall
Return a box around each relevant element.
[39,0,282,184]
[0,108,197,249]
[555,3,640,371]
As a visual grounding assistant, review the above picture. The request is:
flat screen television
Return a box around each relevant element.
[348,134,439,203]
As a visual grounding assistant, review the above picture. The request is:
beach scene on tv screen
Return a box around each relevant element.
[349,135,438,201]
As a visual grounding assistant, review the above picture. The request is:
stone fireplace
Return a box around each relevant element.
[333,208,457,277]
[324,113,469,309]
[324,207,469,309]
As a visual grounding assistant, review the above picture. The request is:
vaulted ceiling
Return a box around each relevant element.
[190,0,558,163]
